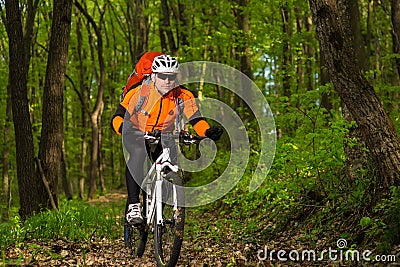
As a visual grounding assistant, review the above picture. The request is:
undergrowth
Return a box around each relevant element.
[188,87,400,262]
[0,199,123,250]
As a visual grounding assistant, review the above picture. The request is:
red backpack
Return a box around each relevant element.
[121,51,164,100]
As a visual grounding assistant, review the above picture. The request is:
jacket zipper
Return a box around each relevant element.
[151,97,163,132]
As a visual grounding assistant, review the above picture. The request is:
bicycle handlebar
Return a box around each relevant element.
[139,130,205,145]
[123,127,206,144]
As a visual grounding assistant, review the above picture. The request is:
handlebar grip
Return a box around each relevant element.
[140,130,206,144]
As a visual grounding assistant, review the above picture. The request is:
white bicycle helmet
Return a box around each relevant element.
[152,55,179,73]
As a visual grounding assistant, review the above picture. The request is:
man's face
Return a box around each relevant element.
[153,72,177,95]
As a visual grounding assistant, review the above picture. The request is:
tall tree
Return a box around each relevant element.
[232,0,256,124]
[37,0,73,209]
[2,84,12,219]
[294,5,312,92]
[74,0,106,199]
[390,0,400,112]
[107,0,150,62]
[160,0,178,55]
[74,9,90,199]
[176,1,191,56]
[234,0,252,80]
[336,0,371,183]
[280,3,292,98]
[392,0,400,77]
[5,0,40,219]
[309,0,400,197]
[133,0,148,56]
[0,10,12,214]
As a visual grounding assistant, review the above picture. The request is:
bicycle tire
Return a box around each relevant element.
[124,222,149,257]
[132,224,148,257]
[124,198,149,258]
[154,172,185,267]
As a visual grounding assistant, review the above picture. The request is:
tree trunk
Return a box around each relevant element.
[392,0,400,77]
[281,4,291,98]
[2,84,12,219]
[295,12,314,92]
[23,0,40,73]
[279,3,294,136]
[99,104,105,193]
[74,9,89,199]
[61,141,73,200]
[319,48,333,112]
[5,0,40,220]
[124,0,148,59]
[89,114,100,198]
[74,1,106,199]
[38,0,73,209]
[236,0,253,81]
[337,0,371,183]
[107,14,121,188]
[233,0,255,124]
[79,138,87,199]
[391,0,400,113]
[177,1,190,55]
[160,0,178,55]
[136,0,148,54]
[309,0,400,197]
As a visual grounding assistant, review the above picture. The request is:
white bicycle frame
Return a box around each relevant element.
[142,144,179,228]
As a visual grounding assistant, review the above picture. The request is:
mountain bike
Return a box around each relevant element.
[124,130,203,267]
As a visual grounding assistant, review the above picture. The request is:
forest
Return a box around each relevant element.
[1,0,400,266]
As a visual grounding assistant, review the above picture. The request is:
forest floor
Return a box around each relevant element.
[2,192,398,266]
[2,192,269,266]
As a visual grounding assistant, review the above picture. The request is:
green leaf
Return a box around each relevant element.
[360,217,372,227]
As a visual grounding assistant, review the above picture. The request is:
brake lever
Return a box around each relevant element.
[144,132,159,144]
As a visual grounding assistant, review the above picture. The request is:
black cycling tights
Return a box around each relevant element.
[123,132,162,204]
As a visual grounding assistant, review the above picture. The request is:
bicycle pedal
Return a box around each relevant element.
[128,221,144,227]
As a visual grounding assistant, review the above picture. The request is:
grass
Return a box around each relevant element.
[0,198,124,249]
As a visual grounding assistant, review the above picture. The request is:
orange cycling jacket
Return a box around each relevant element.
[111,82,210,136]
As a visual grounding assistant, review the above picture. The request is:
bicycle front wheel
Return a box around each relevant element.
[124,223,148,257]
[124,198,148,257]
[154,172,185,267]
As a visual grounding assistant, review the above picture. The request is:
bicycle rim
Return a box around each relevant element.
[154,172,185,267]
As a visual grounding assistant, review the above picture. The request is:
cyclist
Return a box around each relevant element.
[111,54,223,224]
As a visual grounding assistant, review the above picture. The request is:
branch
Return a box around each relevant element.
[35,158,58,211]
[65,73,91,116]
[74,0,99,34]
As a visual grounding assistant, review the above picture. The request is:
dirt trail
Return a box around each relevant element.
[3,193,262,266]
[4,236,256,266]
[6,191,372,266]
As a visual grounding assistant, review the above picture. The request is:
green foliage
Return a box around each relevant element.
[0,199,122,249]
[199,83,384,248]
[361,186,400,253]
[269,88,347,194]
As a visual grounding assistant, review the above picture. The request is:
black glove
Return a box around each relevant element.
[118,122,124,135]
[205,126,223,141]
